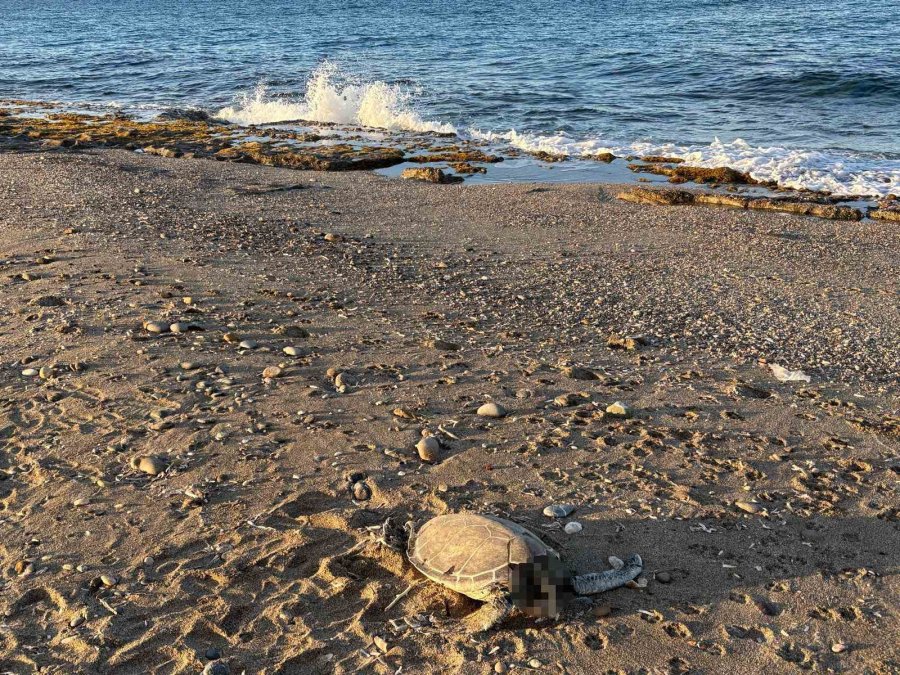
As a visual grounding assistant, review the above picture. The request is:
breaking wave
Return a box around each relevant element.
[217,62,457,134]
[473,130,900,197]
[217,63,899,198]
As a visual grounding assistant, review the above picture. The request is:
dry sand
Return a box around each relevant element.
[0,147,897,674]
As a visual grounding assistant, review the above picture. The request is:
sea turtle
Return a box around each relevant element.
[404,512,643,631]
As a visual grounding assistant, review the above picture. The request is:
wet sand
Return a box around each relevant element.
[0,147,897,674]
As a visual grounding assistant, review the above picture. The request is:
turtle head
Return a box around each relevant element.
[509,554,575,618]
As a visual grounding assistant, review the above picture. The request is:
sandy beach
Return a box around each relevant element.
[0,147,897,674]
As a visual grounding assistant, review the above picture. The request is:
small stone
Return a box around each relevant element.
[133,455,168,476]
[564,522,583,534]
[170,322,190,334]
[334,372,352,391]
[831,643,849,654]
[205,647,222,660]
[424,338,460,351]
[180,362,199,371]
[735,501,763,514]
[72,497,90,507]
[39,365,54,379]
[262,366,283,379]
[605,401,631,417]
[494,663,508,674]
[100,574,118,587]
[202,663,230,675]
[144,321,168,334]
[656,572,672,584]
[222,332,240,344]
[351,481,371,501]
[416,436,441,463]
[21,368,38,377]
[238,340,257,350]
[69,615,85,628]
[527,658,542,669]
[477,402,506,418]
[373,635,389,653]
[543,504,575,518]
[324,233,343,242]
[283,346,301,357]
[401,167,463,184]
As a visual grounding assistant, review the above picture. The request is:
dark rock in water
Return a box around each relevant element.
[155,108,223,124]
[448,161,487,174]
[400,167,463,184]
[629,162,755,185]
[591,152,617,163]
[640,155,685,164]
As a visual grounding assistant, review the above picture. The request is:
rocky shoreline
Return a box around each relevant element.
[0,147,897,674]
[2,103,897,219]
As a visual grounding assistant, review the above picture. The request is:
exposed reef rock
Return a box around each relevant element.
[630,163,757,185]
[400,167,463,183]
[616,187,863,221]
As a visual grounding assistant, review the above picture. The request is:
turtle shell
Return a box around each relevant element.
[408,513,558,600]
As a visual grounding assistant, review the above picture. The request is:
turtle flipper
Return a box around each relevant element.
[572,554,643,595]
[466,588,513,633]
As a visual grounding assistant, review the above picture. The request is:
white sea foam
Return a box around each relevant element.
[473,129,899,197]
[217,63,898,198]
[217,62,457,134]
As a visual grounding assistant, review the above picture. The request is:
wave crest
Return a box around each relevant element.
[217,62,456,134]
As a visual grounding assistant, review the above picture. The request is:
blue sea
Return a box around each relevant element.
[1,0,899,196]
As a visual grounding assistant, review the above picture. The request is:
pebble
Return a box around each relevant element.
[416,436,441,463]
[202,663,230,675]
[144,321,168,334]
[351,481,371,501]
[205,647,222,660]
[605,401,631,417]
[100,574,118,587]
[170,322,190,334]
[283,346,301,357]
[656,571,672,584]
[39,365,54,379]
[528,658,542,669]
[21,368,38,377]
[239,340,257,350]
[564,521,583,534]
[222,332,240,344]
[133,455,168,476]
[543,504,575,518]
[425,338,460,351]
[69,615,85,628]
[262,366,283,379]
[494,663,508,673]
[477,402,506,418]
[735,501,763,514]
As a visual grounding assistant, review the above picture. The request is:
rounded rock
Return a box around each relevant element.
[416,436,441,463]
[144,321,168,334]
[262,366,283,379]
[202,663,230,675]
[476,402,506,418]
[564,521,583,534]
[605,401,631,417]
[543,504,575,518]
[351,481,371,501]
